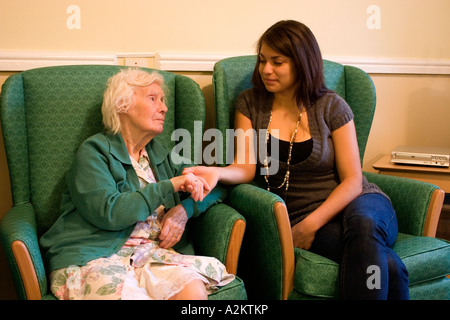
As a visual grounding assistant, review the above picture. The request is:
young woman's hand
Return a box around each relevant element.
[170,172,210,202]
[182,166,220,197]
[291,216,319,250]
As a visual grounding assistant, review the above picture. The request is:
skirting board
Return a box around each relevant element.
[0,51,449,75]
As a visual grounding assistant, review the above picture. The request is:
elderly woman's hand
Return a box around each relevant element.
[170,172,210,202]
[158,205,188,249]
[182,166,219,197]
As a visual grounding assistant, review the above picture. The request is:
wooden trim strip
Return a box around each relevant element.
[225,219,246,275]
[159,53,450,74]
[1,51,449,75]
[273,202,295,300]
[11,240,42,300]
[423,188,445,237]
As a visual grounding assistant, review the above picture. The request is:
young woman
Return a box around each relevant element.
[184,20,409,299]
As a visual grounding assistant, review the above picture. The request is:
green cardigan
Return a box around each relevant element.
[40,132,226,272]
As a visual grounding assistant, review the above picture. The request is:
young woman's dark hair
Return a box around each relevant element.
[252,20,330,108]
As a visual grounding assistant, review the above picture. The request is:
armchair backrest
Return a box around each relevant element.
[213,56,376,165]
[1,65,205,237]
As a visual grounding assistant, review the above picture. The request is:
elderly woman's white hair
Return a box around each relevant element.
[102,68,165,134]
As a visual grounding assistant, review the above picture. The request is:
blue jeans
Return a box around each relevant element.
[308,193,410,299]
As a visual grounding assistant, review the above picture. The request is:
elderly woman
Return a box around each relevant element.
[40,68,234,300]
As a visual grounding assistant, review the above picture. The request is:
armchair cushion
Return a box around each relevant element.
[292,233,450,300]
[392,234,450,287]
[208,277,247,300]
[293,248,339,299]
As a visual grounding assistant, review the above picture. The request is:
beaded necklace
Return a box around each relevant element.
[264,109,302,192]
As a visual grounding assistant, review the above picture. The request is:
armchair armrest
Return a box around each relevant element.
[226,183,294,300]
[190,203,245,275]
[0,203,47,300]
[364,172,445,237]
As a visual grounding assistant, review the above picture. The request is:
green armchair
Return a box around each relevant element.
[0,65,247,300]
[213,56,450,300]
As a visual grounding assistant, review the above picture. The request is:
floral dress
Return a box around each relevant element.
[49,150,234,300]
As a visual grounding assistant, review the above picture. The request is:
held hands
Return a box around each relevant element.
[161,172,212,248]
[182,166,220,198]
[170,172,210,202]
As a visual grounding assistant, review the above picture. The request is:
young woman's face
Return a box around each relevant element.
[258,42,297,97]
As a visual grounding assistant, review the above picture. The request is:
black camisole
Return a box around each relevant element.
[267,134,313,165]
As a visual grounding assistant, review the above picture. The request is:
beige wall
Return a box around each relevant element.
[366,74,450,166]
[1,0,449,299]
[1,0,449,59]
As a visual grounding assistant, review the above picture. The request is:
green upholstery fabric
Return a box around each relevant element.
[209,276,248,300]
[393,234,450,287]
[0,65,246,300]
[293,248,339,299]
[213,55,450,300]
[363,171,436,236]
[227,183,285,300]
[292,233,450,299]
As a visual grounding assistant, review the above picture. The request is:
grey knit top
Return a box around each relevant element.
[235,88,387,226]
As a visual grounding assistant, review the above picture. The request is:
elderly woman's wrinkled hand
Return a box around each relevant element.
[182,172,211,202]
[182,166,219,198]
[158,205,188,249]
[170,172,211,202]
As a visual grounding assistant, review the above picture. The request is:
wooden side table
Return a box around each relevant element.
[373,154,450,240]
[372,155,450,193]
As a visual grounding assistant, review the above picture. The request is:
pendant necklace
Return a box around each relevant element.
[264,109,302,192]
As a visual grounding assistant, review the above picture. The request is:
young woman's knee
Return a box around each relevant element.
[343,194,394,242]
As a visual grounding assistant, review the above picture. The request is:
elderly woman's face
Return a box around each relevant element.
[126,83,167,136]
